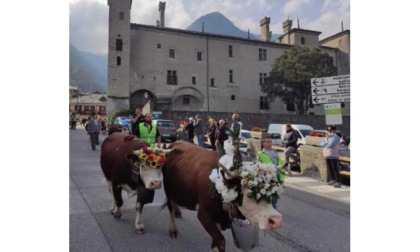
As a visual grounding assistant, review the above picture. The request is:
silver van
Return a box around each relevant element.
[267,124,314,146]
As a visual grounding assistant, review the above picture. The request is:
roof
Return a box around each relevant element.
[320,30,350,44]
[278,28,322,40]
[130,23,294,49]
[69,93,107,104]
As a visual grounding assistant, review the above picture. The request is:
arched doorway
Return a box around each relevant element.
[130,89,158,113]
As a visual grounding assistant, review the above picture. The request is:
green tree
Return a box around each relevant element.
[260,46,336,115]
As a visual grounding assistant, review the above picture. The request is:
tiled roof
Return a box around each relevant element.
[69,93,107,104]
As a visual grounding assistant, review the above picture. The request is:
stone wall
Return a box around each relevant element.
[162,111,350,137]
[299,145,329,181]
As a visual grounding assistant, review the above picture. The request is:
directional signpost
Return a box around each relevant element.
[311,75,350,104]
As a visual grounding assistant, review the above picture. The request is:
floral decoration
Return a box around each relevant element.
[240,162,282,203]
[133,145,166,169]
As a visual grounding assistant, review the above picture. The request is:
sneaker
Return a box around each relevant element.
[333,182,341,188]
[327,180,336,186]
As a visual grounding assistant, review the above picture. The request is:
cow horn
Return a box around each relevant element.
[218,162,241,179]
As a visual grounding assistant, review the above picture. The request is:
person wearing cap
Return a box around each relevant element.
[87,112,101,150]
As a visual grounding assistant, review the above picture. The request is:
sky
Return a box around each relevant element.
[69,0,350,55]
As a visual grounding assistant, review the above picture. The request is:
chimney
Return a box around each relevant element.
[260,17,271,42]
[282,19,293,34]
[158,1,166,27]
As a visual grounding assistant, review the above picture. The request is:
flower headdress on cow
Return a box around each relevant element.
[133,145,166,169]
[209,135,283,204]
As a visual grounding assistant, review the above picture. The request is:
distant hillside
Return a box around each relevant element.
[69,44,106,93]
[186,12,282,41]
[187,12,257,39]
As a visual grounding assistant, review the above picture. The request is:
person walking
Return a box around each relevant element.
[281,124,298,176]
[70,113,77,130]
[138,112,161,148]
[320,126,342,188]
[131,107,145,138]
[185,117,195,143]
[257,135,286,208]
[193,114,204,147]
[87,113,101,150]
[207,117,217,151]
[216,119,228,155]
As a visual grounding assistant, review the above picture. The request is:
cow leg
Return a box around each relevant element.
[106,180,115,213]
[173,202,182,218]
[135,202,146,234]
[111,182,123,219]
[168,199,179,238]
[197,210,226,252]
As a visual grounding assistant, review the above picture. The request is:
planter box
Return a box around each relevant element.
[305,136,324,146]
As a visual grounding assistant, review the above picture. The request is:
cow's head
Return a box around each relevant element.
[126,153,162,190]
[218,162,283,231]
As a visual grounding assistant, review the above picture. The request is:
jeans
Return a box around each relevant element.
[89,132,99,150]
[271,198,278,208]
[326,158,341,183]
[284,146,297,169]
[196,134,204,147]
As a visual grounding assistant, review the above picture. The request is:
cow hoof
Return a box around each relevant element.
[135,228,145,234]
[169,229,179,238]
[113,210,122,219]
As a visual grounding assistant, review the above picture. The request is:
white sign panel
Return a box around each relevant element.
[312,93,350,104]
[311,75,350,104]
[325,103,342,125]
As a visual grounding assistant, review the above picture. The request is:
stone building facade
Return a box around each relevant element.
[107,0,350,122]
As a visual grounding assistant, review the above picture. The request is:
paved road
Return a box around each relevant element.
[70,126,350,252]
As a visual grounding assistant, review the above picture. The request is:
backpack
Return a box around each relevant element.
[293,130,302,139]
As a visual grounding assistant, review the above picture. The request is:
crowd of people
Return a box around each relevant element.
[182,114,230,156]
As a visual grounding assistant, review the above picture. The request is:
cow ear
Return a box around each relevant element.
[126,153,140,164]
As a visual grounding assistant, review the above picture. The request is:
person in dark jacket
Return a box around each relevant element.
[185,117,195,143]
[281,124,298,175]
[131,107,145,138]
[207,117,217,151]
[216,119,228,155]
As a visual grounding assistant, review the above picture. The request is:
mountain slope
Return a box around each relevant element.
[186,12,258,39]
[69,44,106,93]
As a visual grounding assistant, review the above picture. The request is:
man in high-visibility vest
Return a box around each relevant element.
[257,135,286,209]
[138,112,161,148]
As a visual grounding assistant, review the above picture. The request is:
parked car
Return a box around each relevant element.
[153,119,178,142]
[114,116,132,132]
[267,123,314,146]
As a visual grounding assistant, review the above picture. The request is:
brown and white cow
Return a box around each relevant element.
[100,132,168,233]
[162,141,283,252]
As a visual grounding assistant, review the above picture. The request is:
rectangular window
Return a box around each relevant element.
[169,49,175,58]
[167,70,178,85]
[259,73,267,84]
[197,52,202,61]
[192,76,196,85]
[157,43,161,49]
[116,39,123,51]
[228,45,233,58]
[210,78,215,87]
[231,95,235,101]
[259,48,266,61]
[84,106,89,111]
[117,56,121,66]
[119,12,124,20]
[183,97,190,105]
[229,70,233,83]
[90,106,95,111]
[260,97,269,110]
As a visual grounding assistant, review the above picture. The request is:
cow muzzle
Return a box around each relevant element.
[267,214,283,230]
[148,180,162,189]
